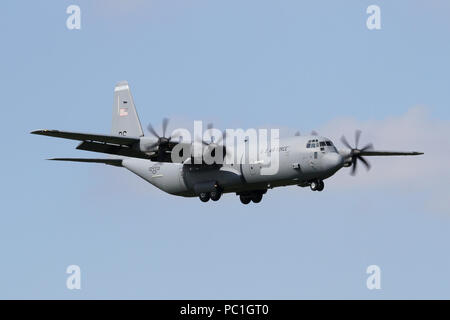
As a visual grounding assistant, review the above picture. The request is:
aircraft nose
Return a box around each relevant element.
[324,152,344,169]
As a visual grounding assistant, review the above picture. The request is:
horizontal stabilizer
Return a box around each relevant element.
[48,158,123,167]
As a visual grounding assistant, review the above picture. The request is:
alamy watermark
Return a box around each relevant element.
[66,265,81,290]
[366,5,381,30]
[66,5,81,30]
[366,265,381,290]
[152,122,281,175]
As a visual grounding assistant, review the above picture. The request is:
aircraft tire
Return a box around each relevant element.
[317,180,325,192]
[210,190,222,201]
[252,193,263,203]
[199,192,210,202]
[240,195,251,205]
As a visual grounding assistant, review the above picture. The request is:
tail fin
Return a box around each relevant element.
[112,81,144,137]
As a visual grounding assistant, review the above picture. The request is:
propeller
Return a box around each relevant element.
[340,130,374,176]
[198,123,227,146]
[145,118,177,153]
[195,123,227,161]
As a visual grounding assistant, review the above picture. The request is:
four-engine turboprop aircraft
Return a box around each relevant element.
[31,81,423,204]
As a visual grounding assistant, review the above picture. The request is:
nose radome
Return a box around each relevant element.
[324,152,343,168]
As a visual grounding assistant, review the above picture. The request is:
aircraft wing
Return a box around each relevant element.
[31,129,139,145]
[48,158,123,167]
[31,129,152,159]
[359,150,424,156]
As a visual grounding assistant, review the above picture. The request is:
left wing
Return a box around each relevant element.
[31,129,139,145]
[31,129,152,160]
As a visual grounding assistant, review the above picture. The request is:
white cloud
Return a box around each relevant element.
[318,107,450,214]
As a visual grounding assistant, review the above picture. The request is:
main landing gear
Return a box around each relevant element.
[199,189,222,203]
[310,180,325,192]
[238,190,266,205]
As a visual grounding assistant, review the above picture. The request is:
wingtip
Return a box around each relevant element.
[30,129,51,135]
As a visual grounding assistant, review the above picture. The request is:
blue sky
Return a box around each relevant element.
[1,0,450,299]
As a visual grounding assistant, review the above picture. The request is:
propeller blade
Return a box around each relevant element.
[342,130,373,175]
[162,118,169,138]
[215,130,227,145]
[340,135,352,150]
[147,123,160,139]
[194,135,209,146]
[354,130,361,149]
[360,143,374,152]
[350,157,358,176]
[358,155,371,171]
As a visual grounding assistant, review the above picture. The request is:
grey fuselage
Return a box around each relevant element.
[122,135,345,197]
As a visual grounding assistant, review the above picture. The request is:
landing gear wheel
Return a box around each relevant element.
[210,190,222,201]
[240,195,251,205]
[199,192,210,202]
[252,193,263,203]
[310,181,318,191]
[317,180,325,192]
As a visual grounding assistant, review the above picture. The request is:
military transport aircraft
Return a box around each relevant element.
[31,81,423,204]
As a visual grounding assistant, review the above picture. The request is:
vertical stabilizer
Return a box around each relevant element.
[112,81,144,137]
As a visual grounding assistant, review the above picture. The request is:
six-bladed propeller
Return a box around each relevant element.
[146,119,227,162]
[197,123,227,160]
[199,123,227,146]
[340,130,374,175]
[145,118,177,153]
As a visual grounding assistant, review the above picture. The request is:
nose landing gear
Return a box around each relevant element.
[310,180,324,192]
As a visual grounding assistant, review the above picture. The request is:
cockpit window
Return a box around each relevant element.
[307,139,338,149]
[307,139,338,152]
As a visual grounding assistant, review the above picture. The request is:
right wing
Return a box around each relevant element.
[360,150,424,156]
